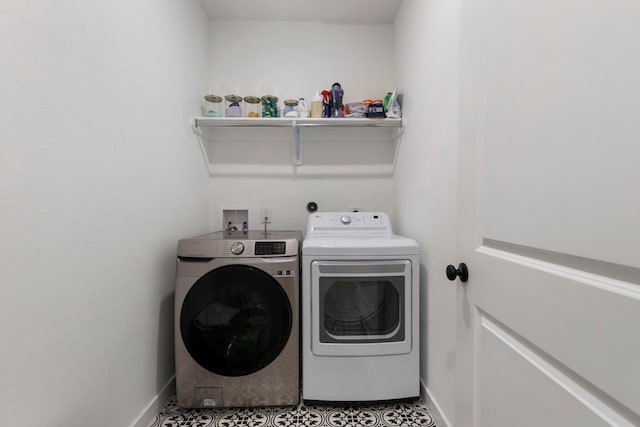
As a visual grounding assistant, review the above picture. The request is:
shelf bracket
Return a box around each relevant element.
[189,116,403,174]
[190,117,200,134]
[292,120,303,166]
[392,118,406,173]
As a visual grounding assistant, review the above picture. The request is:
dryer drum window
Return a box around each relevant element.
[319,277,404,343]
[180,264,292,377]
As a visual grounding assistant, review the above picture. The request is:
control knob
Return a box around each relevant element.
[340,215,352,225]
[230,242,245,255]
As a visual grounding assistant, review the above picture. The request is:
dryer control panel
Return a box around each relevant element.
[306,212,392,235]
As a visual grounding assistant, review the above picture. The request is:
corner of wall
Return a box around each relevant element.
[421,381,453,427]
[131,376,176,427]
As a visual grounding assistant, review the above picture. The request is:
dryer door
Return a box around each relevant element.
[311,260,412,357]
[180,264,292,377]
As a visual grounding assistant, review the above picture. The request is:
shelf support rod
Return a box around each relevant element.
[392,118,406,174]
[292,120,303,166]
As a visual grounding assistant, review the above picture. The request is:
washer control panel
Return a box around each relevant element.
[307,212,392,234]
[177,231,301,259]
[223,240,288,256]
[255,241,287,255]
[230,241,245,255]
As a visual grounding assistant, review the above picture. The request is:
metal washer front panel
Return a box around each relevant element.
[174,231,301,408]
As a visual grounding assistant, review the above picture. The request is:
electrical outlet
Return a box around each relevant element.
[260,207,272,221]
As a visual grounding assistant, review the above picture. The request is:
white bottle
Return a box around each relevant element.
[297,98,309,118]
[310,92,323,118]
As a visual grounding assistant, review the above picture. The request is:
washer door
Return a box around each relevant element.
[180,264,292,377]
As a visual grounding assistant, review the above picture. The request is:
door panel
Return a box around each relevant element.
[478,315,620,427]
[480,0,640,268]
[457,0,640,426]
[475,248,640,416]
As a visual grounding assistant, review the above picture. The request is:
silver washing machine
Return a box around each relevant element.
[175,230,301,408]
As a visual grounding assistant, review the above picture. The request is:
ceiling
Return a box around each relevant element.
[198,0,403,23]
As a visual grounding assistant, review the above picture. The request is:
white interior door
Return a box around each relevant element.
[455,1,640,426]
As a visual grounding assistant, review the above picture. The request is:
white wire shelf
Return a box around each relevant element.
[193,117,403,128]
[191,116,405,174]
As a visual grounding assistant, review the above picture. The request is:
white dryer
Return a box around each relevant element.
[302,212,420,402]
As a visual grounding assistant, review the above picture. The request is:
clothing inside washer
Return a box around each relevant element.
[182,265,293,377]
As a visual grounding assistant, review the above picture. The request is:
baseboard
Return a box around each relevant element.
[130,375,176,427]
[420,381,452,427]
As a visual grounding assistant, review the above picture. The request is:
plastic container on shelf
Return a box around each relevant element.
[203,95,223,117]
[310,92,323,118]
[297,98,309,118]
[224,95,243,117]
[321,90,331,117]
[383,92,393,113]
[284,99,299,117]
[243,96,261,117]
[367,99,385,118]
[261,95,278,118]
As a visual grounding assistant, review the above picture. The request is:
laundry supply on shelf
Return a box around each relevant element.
[346,102,367,118]
[297,98,309,118]
[261,95,278,117]
[224,94,243,117]
[386,88,402,118]
[383,92,392,113]
[284,99,299,117]
[321,90,331,117]
[243,96,261,117]
[366,100,385,118]
[311,92,323,118]
[329,82,344,117]
[203,95,223,117]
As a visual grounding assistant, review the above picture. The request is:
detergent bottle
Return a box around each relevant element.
[311,92,323,118]
[297,97,309,118]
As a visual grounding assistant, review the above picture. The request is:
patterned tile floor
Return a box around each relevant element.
[149,395,437,427]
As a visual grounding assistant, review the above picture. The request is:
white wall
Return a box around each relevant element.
[208,174,394,231]
[0,2,461,424]
[0,1,209,426]
[206,20,395,107]
[204,20,397,230]
[393,1,460,424]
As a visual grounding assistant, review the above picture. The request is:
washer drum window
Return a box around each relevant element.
[180,264,292,377]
